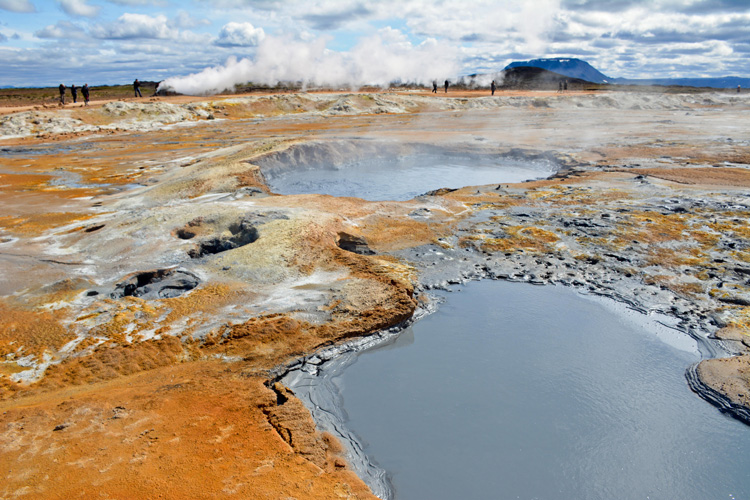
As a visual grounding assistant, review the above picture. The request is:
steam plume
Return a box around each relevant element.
[158,30,461,95]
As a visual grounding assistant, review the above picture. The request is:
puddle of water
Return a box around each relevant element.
[294,281,750,500]
[265,153,556,201]
[0,143,95,157]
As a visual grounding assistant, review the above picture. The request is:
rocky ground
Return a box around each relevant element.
[1,89,749,498]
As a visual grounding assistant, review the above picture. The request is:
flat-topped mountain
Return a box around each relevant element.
[505,58,610,84]
[496,66,591,90]
[504,57,750,89]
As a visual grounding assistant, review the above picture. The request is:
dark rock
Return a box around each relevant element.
[718,295,750,306]
[423,187,458,196]
[175,228,196,239]
[337,232,375,255]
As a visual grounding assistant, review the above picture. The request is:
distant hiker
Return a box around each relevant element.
[134,78,142,98]
[432,81,437,93]
[491,80,496,95]
[563,80,568,92]
[70,84,77,103]
[82,83,90,106]
[444,80,449,93]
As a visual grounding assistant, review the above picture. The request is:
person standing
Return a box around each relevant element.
[444,79,449,93]
[58,83,66,105]
[491,80,496,95]
[432,81,437,93]
[82,83,90,106]
[71,84,77,103]
[134,78,142,98]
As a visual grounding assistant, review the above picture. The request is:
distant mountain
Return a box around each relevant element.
[497,67,590,90]
[612,76,750,89]
[503,57,749,89]
[505,58,610,84]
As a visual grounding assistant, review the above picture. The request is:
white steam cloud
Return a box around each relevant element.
[158,29,461,95]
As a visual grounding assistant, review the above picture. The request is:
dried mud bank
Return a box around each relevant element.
[1,91,750,498]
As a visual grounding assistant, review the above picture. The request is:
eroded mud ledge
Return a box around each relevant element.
[1,90,750,498]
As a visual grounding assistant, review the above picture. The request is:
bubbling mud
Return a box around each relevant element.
[256,141,560,201]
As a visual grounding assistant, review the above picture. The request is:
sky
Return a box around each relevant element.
[0,0,748,90]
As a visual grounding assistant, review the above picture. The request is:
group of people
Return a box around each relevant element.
[58,83,90,106]
[432,79,498,95]
[56,78,144,106]
[432,80,452,93]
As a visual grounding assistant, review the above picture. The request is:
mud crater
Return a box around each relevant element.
[174,212,289,259]
[111,268,200,299]
[255,141,562,201]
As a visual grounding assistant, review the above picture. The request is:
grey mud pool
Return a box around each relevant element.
[263,151,557,201]
[285,280,750,500]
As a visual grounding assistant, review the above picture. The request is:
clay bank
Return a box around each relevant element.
[0,89,749,498]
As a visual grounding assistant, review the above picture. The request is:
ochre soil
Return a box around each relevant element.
[697,355,750,409]
[0,361,376,500]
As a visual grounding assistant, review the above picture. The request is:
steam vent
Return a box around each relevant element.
[2,88,750,498]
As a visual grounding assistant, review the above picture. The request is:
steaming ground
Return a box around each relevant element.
[1,88,750,498]
[3,90,748,140]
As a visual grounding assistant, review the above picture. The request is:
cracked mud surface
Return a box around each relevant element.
[1,89,749,498]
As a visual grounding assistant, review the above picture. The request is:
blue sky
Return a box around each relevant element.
[0,0,748,88]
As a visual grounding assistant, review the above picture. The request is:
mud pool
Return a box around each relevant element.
[286,280,750,500]
[263,152,557,201]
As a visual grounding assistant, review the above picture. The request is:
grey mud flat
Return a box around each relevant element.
[310,280,750,500]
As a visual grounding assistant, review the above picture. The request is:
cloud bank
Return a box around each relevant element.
[2,0,749,87]
[0,0,34,12]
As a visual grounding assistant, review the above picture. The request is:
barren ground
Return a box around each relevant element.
[1,89,749,498]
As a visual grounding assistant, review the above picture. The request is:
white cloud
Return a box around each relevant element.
[106,0,168,5]
[170,10,209,29]
[92,13,177,39]
[35,20,88,39]
[215,21,265,47]
[0,0,35,12]
[59,0,100,17]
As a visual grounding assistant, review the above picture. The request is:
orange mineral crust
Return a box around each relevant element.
[0,361,377,500]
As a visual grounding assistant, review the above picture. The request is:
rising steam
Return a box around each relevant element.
[158,30,461,95]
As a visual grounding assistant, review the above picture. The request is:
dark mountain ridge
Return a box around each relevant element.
[505,58,610,84]
[504,58,749,89]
